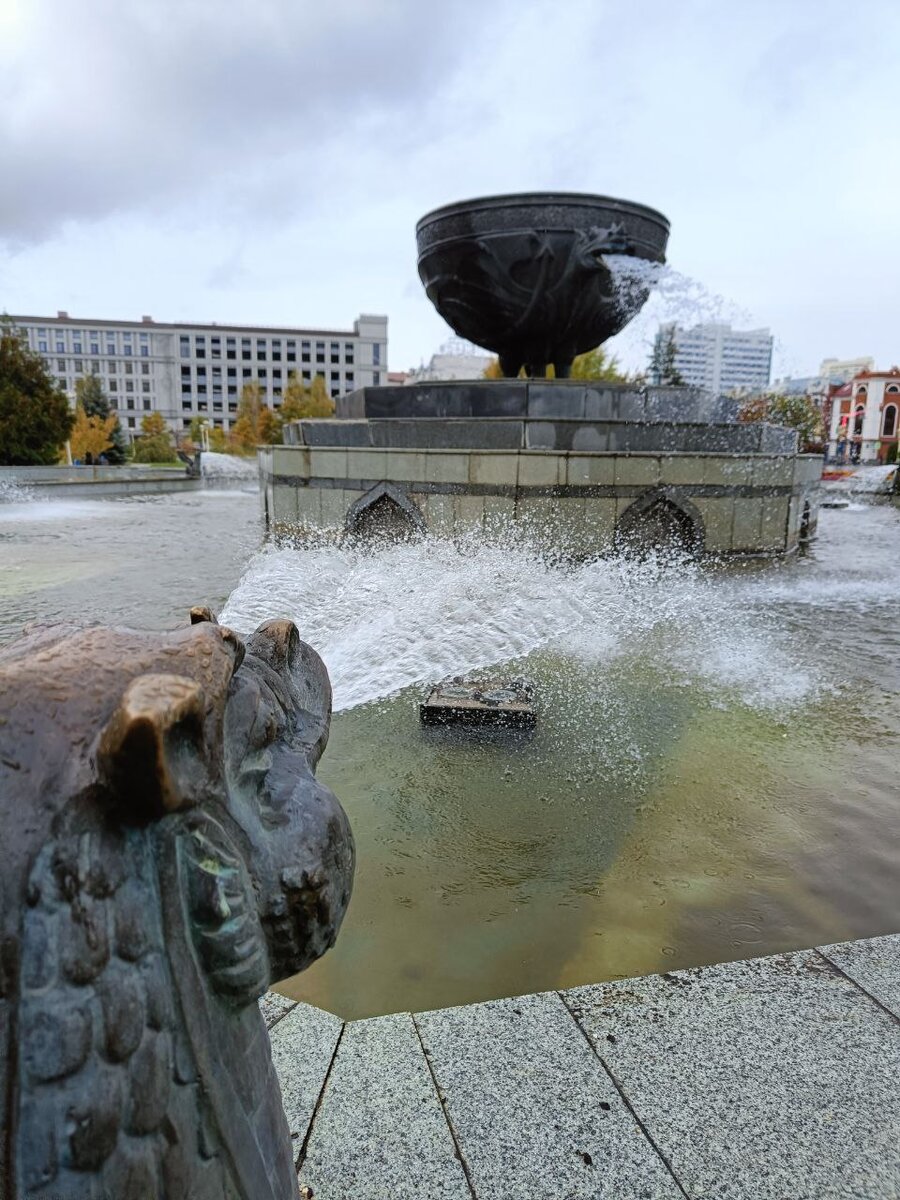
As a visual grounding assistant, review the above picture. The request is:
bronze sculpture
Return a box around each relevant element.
[416,192,670,379]
[0,609,354,1199]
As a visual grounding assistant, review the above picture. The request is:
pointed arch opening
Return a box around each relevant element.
[614,489,704,556]
[345,482,425,543]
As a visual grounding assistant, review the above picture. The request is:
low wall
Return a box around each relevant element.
[259,446,822,556]
[0,465,201,497]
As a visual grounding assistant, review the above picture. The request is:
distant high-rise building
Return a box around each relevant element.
[654,322,773,395]
[406,338,493,383]
[8,310,388,438]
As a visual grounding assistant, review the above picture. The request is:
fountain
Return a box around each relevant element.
[266,191,820,555]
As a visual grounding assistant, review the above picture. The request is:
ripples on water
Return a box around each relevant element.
[0,490,262,640]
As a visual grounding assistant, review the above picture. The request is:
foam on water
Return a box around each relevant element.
[221,531,822,714]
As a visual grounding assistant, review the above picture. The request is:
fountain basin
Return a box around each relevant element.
[416,193,669,377]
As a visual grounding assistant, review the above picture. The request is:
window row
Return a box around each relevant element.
[181,383,345,404]
[120,414,226,430]
[179,340,358,366]
[37,336,149,357]
[182,401,238,414]
[52,359,152,375]
[180,366,351,384]
[108,398,152,411]
[55,375,152,395]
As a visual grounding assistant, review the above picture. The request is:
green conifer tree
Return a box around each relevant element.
[0,316,73,464]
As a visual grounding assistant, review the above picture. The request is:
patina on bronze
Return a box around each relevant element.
[416,192,669,379]
[0,610,354,1200]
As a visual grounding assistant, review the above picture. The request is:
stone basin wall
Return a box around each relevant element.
[258,444,822,556]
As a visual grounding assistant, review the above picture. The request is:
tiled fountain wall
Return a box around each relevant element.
[261,383,821,556]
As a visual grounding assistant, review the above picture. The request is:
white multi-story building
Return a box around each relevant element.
[9,311,388,438]
[406,338,494,383]
[655,322,773,395]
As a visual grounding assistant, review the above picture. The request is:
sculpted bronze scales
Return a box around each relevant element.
[0,609,354,1200]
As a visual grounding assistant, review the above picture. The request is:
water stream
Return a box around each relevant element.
[3,487,899,1017]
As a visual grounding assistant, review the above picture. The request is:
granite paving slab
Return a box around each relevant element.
[819,933,900,1018]
[260,990,298,1030]
[566,950,900,1199]
[416,990,684,1199]
[299,1012,473,1199]
[269,1001,345,1153]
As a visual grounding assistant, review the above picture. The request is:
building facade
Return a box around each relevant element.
[827,367,900,463]
[818,355,874,384]
[656,322,773,395]
[9,312,388,438]
[406,338,494,384]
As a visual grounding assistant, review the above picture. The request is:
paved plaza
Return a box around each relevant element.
[263,933,900,1199]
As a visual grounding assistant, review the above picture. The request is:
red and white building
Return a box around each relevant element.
[827,367,900,463]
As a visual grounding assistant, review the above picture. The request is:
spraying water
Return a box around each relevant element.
[0,477,36,504]
[824,464,896,496]
[605,254,756,369]
[3,488,900,1016]
[606,255,751,328]
[200,451,259,482]
[221,529,821,714]
[250,507,900,1018]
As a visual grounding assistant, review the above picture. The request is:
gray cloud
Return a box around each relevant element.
[3,0,900,377]
[0,0,497,244]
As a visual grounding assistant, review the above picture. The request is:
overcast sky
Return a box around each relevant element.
[1,0,898,377]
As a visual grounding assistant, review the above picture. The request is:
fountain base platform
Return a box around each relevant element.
[263,382,822,557]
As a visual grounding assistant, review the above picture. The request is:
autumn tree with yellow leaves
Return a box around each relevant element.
[132,410,176,463]
[229,382,280,453]
[69,404,118,462]
[278,372,335,425]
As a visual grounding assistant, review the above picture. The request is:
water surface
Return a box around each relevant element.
[3,488,899,1018]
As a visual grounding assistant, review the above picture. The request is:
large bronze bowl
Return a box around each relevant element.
[416,192,669,378]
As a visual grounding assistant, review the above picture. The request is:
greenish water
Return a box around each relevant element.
[4,487,900,1018]
[294,652,900,1017]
